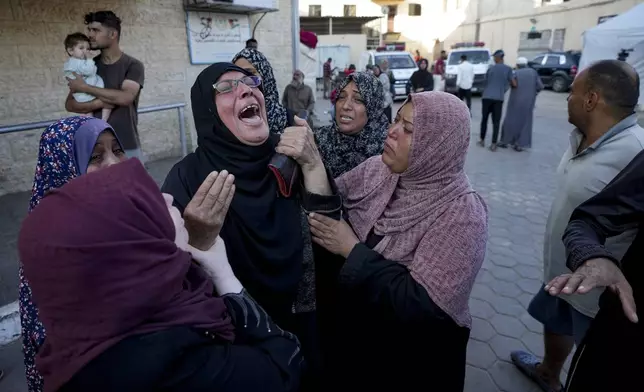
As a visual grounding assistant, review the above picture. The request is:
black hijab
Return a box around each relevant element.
[162,63,304,316]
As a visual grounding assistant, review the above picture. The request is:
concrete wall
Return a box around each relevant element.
[317,34,368,67]
[443,0,641,65]
[0,0,293,197]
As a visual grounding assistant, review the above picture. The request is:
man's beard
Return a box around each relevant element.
[90,42,106,50]
[291,79,302,87]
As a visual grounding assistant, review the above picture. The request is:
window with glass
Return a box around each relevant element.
[409,4,421,16]
[344,5,356,17]
[309,5,321,17]
[376,54,416,69]
[545,55,560,66]
[447,50,490,66]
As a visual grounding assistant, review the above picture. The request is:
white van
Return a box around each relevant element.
[359,48,418,99]
[444,44,492,94]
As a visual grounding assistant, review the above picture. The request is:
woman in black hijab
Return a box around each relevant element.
[162,63,341,391]
[410,58,434,93]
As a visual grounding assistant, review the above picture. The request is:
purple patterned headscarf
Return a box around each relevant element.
[73,118,119,174]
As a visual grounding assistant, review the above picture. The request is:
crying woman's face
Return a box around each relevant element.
[214,71,269,146]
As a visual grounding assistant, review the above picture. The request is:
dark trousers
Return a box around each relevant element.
[384,105,392,123]
[480,98,503,143]
[458,88,472,111]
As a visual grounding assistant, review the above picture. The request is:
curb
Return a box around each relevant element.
[0,301,20,346]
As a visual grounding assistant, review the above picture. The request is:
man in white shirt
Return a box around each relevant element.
[456,54,475,112]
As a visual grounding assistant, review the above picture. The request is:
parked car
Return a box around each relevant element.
[444,44,492,94]
[528,51,580,93]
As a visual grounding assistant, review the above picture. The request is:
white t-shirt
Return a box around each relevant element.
[456,61,475,90]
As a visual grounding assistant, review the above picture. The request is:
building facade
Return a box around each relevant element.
[0,0,294,196]
[443,0,643,64]
[308,0,643,65]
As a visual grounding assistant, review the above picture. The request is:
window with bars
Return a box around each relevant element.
[409,4,421,16]
[309,5,321,17]
[344,5,356,17]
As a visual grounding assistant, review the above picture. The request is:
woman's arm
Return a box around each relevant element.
[189,240,302,390]
[61,325,302,392]
[311,200,487,327]
[563,150,644,272]
[275,116,337,197]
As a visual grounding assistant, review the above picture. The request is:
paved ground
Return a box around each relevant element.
[0,91,574,391]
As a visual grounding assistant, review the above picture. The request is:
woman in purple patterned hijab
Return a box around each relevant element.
[20,116,126,392]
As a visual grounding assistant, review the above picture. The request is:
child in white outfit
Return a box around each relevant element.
[63,33,110,121]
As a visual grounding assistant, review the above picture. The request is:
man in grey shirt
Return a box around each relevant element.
[479,50,515,151]
[511,60,643,392]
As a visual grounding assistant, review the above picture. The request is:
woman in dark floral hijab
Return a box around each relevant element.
[313,72,389,178]
[233,48,290,134]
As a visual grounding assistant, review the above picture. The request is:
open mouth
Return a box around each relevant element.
[238,104,262,124]
[338,114,353,123]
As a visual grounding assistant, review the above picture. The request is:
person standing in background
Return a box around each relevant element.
[456,54,475,112]
[414,49,421,64]
[433,50,447,91]
[283,70,315,127]
[479,50,515,151]
[323,58,333,99]
[410,59,433,93]
[498,57,543,151]
[380,60,396,97]
[65,10,145,161]
[373,65,393,123]
[344,64,356,76]
[246,38,258,49]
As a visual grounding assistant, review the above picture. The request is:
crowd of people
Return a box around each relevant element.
[6,7,643,392]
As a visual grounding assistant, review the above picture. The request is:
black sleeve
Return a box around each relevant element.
[61,291,303,392]
[338,243,451,324]
[160,159,194,214]
[299,167,343,221]
[426,74,434,90]
[410,71,418,90]
[564,150,644,272]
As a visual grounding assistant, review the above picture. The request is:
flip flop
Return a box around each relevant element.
[510,351,563,392]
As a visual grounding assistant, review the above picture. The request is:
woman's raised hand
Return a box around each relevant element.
[276,116,324,172]
[183,171,235,251]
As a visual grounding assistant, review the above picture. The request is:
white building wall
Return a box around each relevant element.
[443,0,643,65]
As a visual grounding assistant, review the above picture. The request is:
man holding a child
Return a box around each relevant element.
[64,10,145,161]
